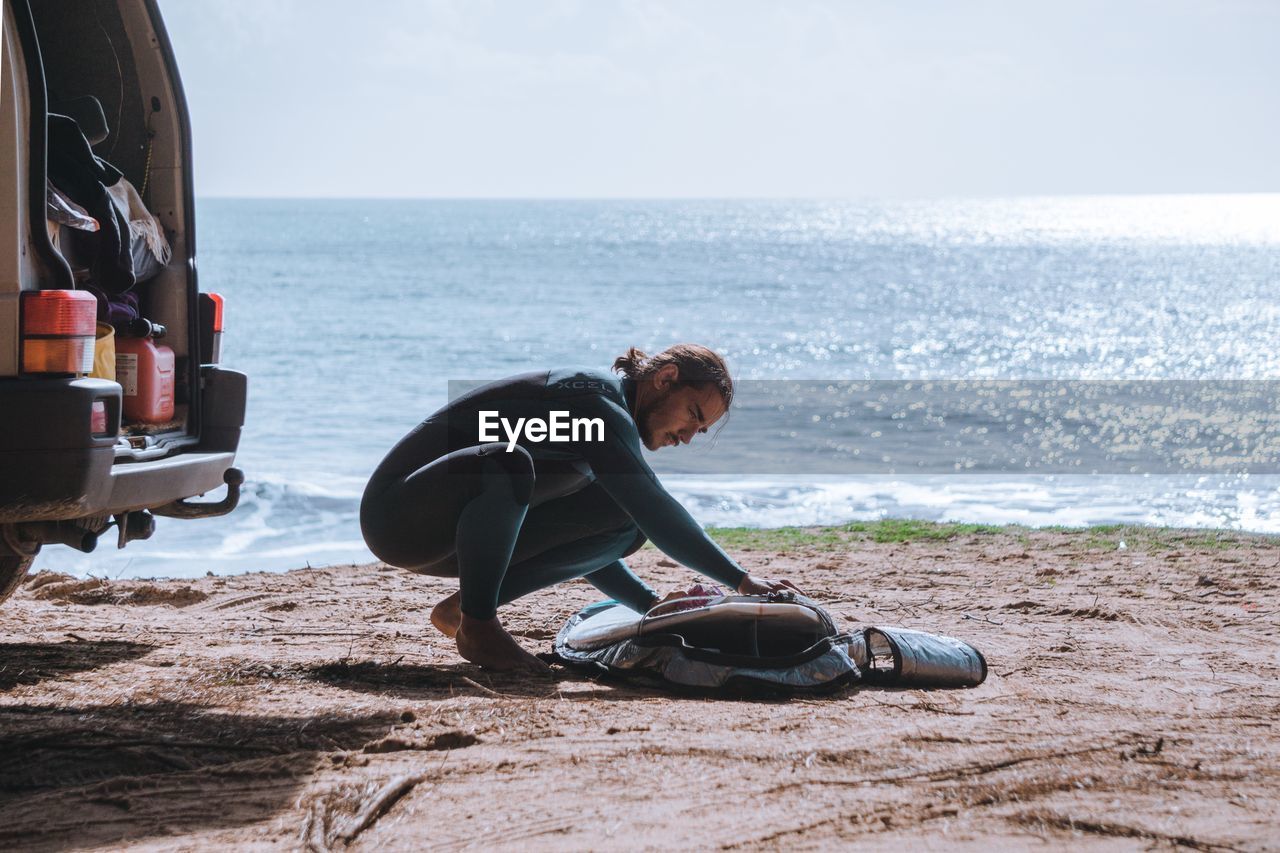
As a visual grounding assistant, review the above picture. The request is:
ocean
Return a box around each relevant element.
[36,195,1280,578]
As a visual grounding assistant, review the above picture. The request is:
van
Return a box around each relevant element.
[0,0,247,604]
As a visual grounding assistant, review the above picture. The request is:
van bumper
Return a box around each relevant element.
[0,367,246,522]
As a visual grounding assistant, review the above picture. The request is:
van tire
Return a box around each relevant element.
[0,556,35,605]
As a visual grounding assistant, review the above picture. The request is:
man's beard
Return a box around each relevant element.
[634,386,674,449]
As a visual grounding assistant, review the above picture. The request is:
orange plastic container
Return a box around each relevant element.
[116,334,175,423]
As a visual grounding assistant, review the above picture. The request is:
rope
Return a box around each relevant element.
[139,108,156,201]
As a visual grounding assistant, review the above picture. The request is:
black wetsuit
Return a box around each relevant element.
[360,367,748,619]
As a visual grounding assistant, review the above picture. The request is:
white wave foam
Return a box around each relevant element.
[665,474,1280,532]
[31,473,1280,580]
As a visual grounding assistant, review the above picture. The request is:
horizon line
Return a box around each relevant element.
[192,190,1280,202]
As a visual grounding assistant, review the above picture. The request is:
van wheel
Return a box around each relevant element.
[0,556,35,606]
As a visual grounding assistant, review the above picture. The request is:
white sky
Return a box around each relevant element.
[156,0,1280,199]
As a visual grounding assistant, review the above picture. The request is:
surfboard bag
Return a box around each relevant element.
[552,591,987,695]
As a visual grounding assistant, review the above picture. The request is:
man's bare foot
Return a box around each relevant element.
[430,591,462,638]
[455,614,550,673]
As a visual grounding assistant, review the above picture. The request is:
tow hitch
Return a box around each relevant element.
[115,511,156,548]
[152,467,245,520]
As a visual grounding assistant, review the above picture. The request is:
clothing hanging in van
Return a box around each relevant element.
[46,113,169,295]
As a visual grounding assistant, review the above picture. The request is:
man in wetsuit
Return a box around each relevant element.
[360,344,799,671]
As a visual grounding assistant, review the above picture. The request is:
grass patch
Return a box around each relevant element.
[704,526,848,552]
[841,519,1005,543]
[694,519,1280,554]
[1042,525,1265,553]
[705,519,1007,551]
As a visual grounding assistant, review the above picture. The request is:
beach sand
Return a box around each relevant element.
[1,524,1277,850]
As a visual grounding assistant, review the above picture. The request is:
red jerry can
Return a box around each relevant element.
[115,321,175,423]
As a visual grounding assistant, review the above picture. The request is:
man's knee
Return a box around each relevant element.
[581,488,634,534]
[475,443,535,504]
[620,524,647,559]
[586,492,645,556]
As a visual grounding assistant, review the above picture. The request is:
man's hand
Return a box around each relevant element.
[736,574,804,596]
[648,583,726,614]
[651,589,689,609]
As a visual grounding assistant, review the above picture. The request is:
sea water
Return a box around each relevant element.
[37,196,1280,578]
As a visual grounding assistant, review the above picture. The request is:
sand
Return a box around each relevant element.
[1,526,1277,851]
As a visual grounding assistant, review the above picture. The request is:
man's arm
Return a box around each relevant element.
[574,399,749,590]
[584,559,659,613]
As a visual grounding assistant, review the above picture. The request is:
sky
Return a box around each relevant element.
[155,0,1280,199]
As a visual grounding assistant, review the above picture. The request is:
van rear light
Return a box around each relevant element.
[91,400,108,434]
[22,290,97,335]
[199,292,224,363]
[21,290,98,374]
[23,338,95,373]
[206,292,224,332]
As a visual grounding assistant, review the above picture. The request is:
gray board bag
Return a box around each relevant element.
[552,591,987,695]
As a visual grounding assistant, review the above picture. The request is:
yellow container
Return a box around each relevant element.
[91,322,115,381]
